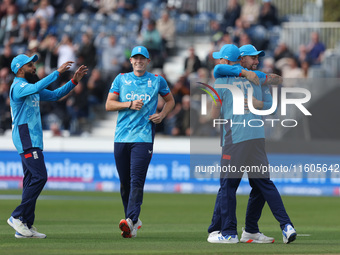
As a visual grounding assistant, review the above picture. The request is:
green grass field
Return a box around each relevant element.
[0,190,339,255]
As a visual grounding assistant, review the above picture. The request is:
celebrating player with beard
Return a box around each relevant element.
[7,54,87,239]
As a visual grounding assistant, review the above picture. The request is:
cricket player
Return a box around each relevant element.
[206,44,297,244]
[105,46,175,238]
[7,54,87,238]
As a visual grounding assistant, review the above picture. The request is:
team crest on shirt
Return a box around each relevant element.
[148,79,152,87]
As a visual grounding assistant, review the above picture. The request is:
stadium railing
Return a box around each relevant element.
[196,0,320,18]
[281,22,340,54]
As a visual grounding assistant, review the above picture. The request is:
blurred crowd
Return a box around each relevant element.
[0,0,327,137]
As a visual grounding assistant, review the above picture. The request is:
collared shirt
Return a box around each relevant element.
[10,71,76,153]
[110,72,170,143]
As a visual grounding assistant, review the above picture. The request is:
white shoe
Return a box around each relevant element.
[240,228,274,243]
[207,231,220,241]
[119,218,134,238]
[131,218,142,238]
[15,226,46,239]
[282,224,296,244]
[207,233,239,244]
[7,216,32,237]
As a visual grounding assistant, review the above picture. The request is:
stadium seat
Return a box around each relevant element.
[107,13,123,25]
[58,13,74,24]
[126,13,141,23]
[193,13,211,34]
[175,13,191,35]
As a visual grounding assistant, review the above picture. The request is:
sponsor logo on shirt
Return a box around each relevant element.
[126,91,151,101]
[32,99,39,107]
[20,82,28,88]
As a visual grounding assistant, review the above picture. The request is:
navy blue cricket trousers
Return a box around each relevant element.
[208,139,293,236]
[12,148,47,228]
[114,142,153,224]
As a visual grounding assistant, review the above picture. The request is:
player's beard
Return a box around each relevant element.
[24,72,40,83]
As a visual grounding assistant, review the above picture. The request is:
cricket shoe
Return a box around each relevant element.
[119,218,133,238]
[15,226,46,239]
[282,224,297,244]
[7,216,32,237]
[207,233,239,244]
[131,218,142,238]
[207,231,220,242]
[240,228,274,243]
[120,218,142,238]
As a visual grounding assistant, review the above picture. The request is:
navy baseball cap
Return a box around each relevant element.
[212,44,240,61]
[11,54,38,74]
[239,44,265,57]
[131,46,149,59]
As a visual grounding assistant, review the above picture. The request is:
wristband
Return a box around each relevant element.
[71,79,78,85]
[128,100,133,109]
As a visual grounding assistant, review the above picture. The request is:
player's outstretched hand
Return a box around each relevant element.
[149,113,164,124]
[72,65,88,83]
[57,61,74,74]
[131,100,144,111]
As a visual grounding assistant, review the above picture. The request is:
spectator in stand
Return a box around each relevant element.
[97,0,119,15]
[216,32,233,51]
[142,20,164,69]
[27,39,40,58]
[205,43,219,74]
[77,33,97,71]
[23,0,40,14]
[306,31,326,65]
[184,46,201,75]
[171,75,189,105]
[94,33,125,83]
[171,95,191,136]
[301,61,309,78]
[156,10,176,56]
[117,0,137,13]
[0,44,14,73]
[33,0,55,23]
[222,0,241,31]
[180,0,198,16]
[63,0,83,15]
[57,34,77,82]
[87,68,106,106]
[23,16,39,42]
[239,0,260,28]
[0,4,25,44]
[232,18,246,45]
[0,0,12,20]
[0,80,11,133]
[238,33,252,46]
[138,7,153,36]
[277,57,304,82]
[274,42,295,62]
[39,34,59,74]
[261,57,275,74]
[210,20,223,46]
[3,17,25,45]
[259,0,279,29]
[66,81,89,135]
[37,17,55,41]
[0,67,14,86]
